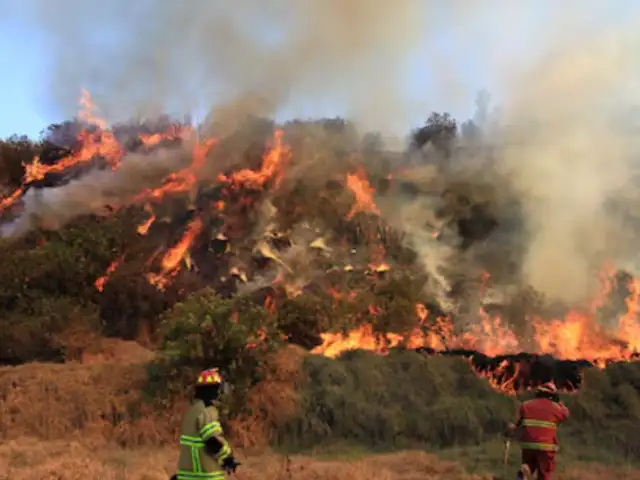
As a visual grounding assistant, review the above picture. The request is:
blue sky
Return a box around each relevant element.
[0,18,48,138]
[0,2,638,140]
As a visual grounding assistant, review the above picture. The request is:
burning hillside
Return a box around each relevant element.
[0,91,639,396]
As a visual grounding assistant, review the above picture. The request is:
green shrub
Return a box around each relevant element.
[146,288,283,417]
[564,365,640,459]
[0,136,37,187]
[276,350,515,450]
[276,293,333,349]
[0,213,139,307]
[276,349,640,461]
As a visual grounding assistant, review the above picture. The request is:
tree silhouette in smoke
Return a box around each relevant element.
[410,112,458,157]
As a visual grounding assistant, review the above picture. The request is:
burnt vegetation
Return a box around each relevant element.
[0,113,467,366]
[0,110,639,465]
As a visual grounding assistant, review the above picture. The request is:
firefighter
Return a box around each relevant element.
[173,368,240,480]
[504,381,570,480]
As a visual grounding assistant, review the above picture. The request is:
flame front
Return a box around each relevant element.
[313,300,639,365]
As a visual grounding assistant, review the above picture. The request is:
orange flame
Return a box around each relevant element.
[0,187,25,211]
[345,167,380,219]
[218,129,290,189]
[146,217,204,290]
[0,90,201,214]
[312,264,640,369]
[134,137,216,204]
[94,256,123,292]
[137,213,156,236]
[471,359,522,395]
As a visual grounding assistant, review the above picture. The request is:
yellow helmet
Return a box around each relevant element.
[196,367,223,387]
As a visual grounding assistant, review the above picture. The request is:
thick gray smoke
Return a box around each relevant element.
[378,8,640,310]
[492,24,640,305]
[19,0,455,135]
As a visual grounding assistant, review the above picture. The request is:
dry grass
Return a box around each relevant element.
[228,344,307,448]
[0,344,306,448]
[78,338,156,365]
[0,439,485,480]
[2,439,640,480]
[0,349,182,446]
[1,345,639,480]
[557,465,640,480]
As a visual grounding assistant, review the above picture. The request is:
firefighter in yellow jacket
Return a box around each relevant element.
[172,368,240,480]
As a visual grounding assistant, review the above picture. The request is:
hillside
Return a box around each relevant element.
[0,95,639,479]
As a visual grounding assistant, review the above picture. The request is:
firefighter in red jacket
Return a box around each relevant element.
[505,381,570,480]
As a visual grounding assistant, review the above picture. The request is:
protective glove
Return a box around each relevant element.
[221,455,241,473]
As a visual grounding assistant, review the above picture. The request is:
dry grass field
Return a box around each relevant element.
[2,438,640,480]
[0,441,484,480]
[1,343,639,480]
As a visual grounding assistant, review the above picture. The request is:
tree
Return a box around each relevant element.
[0,135,38,187]
[410,112,458,157]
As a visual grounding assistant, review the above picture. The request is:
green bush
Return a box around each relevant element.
[146,288,283,417]
[276,293,332,349]
[563,365,640,459]
[0,213,138,307]
[276,350,640,461]
[276,350,514,450]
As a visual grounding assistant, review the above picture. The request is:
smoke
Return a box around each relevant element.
[21,0,465,135]
[0,145,193,238]
[492,24,640,305]
[372,8,640,311]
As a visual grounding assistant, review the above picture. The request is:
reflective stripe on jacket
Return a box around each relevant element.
[518,398,570,452]
[177,399,233,479]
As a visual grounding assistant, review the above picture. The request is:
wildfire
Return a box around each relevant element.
[311,263,640,394]
[0,90,191,214]
[313,300,639,362]
[472,359,523,395]
[1,89,639,398]
[137,213,156,236]
[133,136,216,206]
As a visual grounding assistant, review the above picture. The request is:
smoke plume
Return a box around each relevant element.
[23,0,447,135]
[492,24,640,305]
[373,11,640,310]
